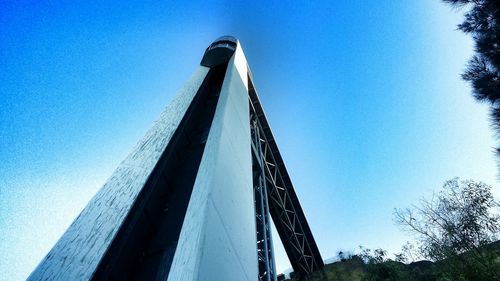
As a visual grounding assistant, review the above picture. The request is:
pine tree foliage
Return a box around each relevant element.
[443,0,500,153]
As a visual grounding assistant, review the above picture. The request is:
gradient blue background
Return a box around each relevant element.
[1,1,498,280]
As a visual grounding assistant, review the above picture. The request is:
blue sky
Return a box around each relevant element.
[0,0,498,280]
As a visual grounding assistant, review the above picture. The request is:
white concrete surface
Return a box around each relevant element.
[27,67,210,281]
[167,43,258,281]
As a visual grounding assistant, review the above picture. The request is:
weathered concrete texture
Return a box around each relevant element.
[27,67,210,281]
[167,44,258,281]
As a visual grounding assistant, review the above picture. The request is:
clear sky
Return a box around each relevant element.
[0,1,498,280]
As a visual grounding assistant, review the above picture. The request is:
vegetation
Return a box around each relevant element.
[441,0,500,155]
[284,242,499,281]
[283,178,500,281]
[394,178,500,280]
[284,2,500,279]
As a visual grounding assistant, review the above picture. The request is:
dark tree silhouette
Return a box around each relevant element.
[442,0,500,154]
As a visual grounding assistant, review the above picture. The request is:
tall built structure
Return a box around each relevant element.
[28,36,323,281]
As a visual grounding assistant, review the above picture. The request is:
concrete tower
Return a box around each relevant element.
[28,36,323,281]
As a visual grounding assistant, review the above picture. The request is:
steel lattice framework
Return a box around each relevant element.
[27,36,323,281]
[249,74,324,279]
[252,108,277,281]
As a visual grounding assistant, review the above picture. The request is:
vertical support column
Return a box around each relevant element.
[248,77,324,278]
[252,112,277,281]
[167,44,258,281]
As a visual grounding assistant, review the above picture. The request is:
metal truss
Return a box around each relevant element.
[249,74,324,279]
[252,112,278,281]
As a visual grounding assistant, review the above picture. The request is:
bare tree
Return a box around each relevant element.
[394,178,500,280]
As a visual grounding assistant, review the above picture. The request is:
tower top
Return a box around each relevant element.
[200,35,238,67]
